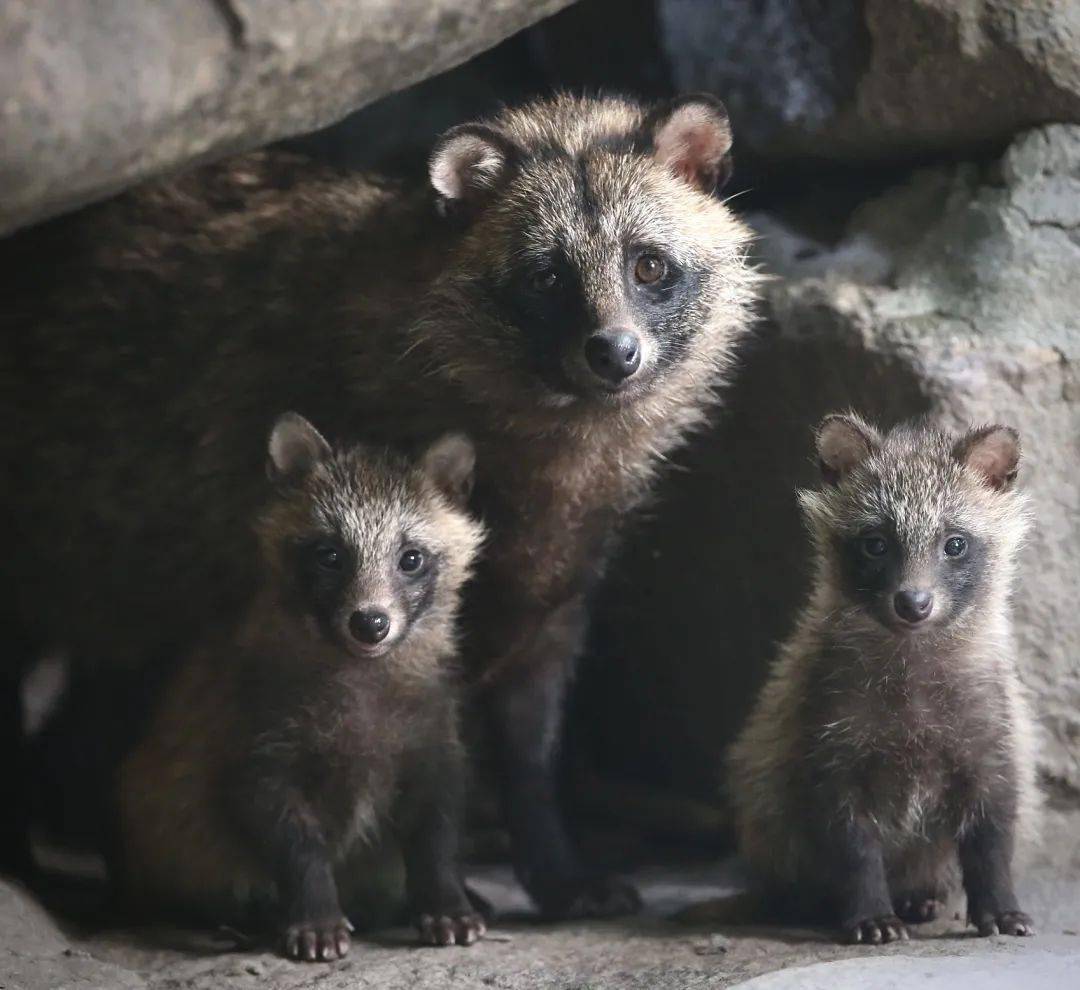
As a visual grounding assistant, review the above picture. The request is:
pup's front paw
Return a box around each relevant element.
[282,916,352,961]
[894,893,946,925]
[972,908,1035,937]
[416,909,487,946]
[844,914,909,945]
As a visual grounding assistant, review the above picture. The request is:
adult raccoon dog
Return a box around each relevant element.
[0,93,756,914]
[118,414,486,960]
[727,415,1037,943]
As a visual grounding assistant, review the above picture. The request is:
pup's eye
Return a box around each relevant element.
[531,268,558,292]
[399,548,425,574]
[315,545,343,570]
[944,536,968,557]
[633,253,666,285]
[861,535,889,558]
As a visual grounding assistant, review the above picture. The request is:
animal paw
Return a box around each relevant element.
[416,909,487,946]
[973,909,1035,937]
[894,894,946,924]
[844,914,909,945]
[282,916,352,962]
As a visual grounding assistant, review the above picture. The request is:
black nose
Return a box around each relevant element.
[893,589,934,623]
[584,330,642,384]
[349,609,390,644]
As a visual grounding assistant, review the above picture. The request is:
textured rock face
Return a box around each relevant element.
[0,0,572,236]
[665,0,1080,160]
[535,0,1080,163]
[588,124,1080,799]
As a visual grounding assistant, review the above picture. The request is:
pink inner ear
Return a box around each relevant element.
[958,427,1020,489]
[654,105,731,192]
[969,440,1015,487]
[818,420,874,480]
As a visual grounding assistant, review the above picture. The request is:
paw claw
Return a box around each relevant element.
[416,910,486,947]
[282,918,351,962]
[975,910,1034,937]
[845,915,909,946]
[895,895,945,925]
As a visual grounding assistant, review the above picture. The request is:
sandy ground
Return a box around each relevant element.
[3,824,1079,990]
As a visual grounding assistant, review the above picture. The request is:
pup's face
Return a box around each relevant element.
[259,415,482,662]
[800,415,1026,636]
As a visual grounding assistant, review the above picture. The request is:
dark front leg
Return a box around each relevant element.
[827,816,908,945]
[399,725,485,947]
[484,598,640,919]
[231,778,351,962]
[959,813,1033,936]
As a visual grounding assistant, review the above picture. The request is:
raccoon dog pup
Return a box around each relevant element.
[727,414,1037,944]
[118,414,486,961]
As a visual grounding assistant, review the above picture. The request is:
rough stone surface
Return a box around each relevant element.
[0,0,572,236]
[2,855,1078,990]
[666,0,1080,161]
[586,124,1080,802]
[534,0,1080,163]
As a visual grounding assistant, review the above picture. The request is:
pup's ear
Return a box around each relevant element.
[267,412,331,483]
[954,425,1021,491]
[815,413,882,486]
[646,94,733,195]
[420,433,476,508]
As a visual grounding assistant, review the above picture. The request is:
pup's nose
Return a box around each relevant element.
[893,589,934,623]
[584,330,642,384]
[349,609,390,644]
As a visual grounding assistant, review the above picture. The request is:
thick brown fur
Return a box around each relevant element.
[0,93,757,909]
[725,415,1038,944]
[118,416,486,960]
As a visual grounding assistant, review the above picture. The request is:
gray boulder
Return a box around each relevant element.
[661,0,1080,160]
[537,0,1080,163]
[0,0,572,236]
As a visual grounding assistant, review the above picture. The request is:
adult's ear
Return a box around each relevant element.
[953,425,1021,491]
[429,123,519,211]
[646,94,733,195]
[267,412,331,483]
[815,413,882,487]
[420,432,476,508]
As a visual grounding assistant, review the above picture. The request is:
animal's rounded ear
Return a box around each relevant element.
[429,124,518,210]
[420,432,476,507]
[646,94,734,195]
[816,413,882,486]
[267,412,331,483]
[953,425,1021,491]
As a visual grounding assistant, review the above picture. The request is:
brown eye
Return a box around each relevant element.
[531,269,558,292]
[634,253,665,285]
